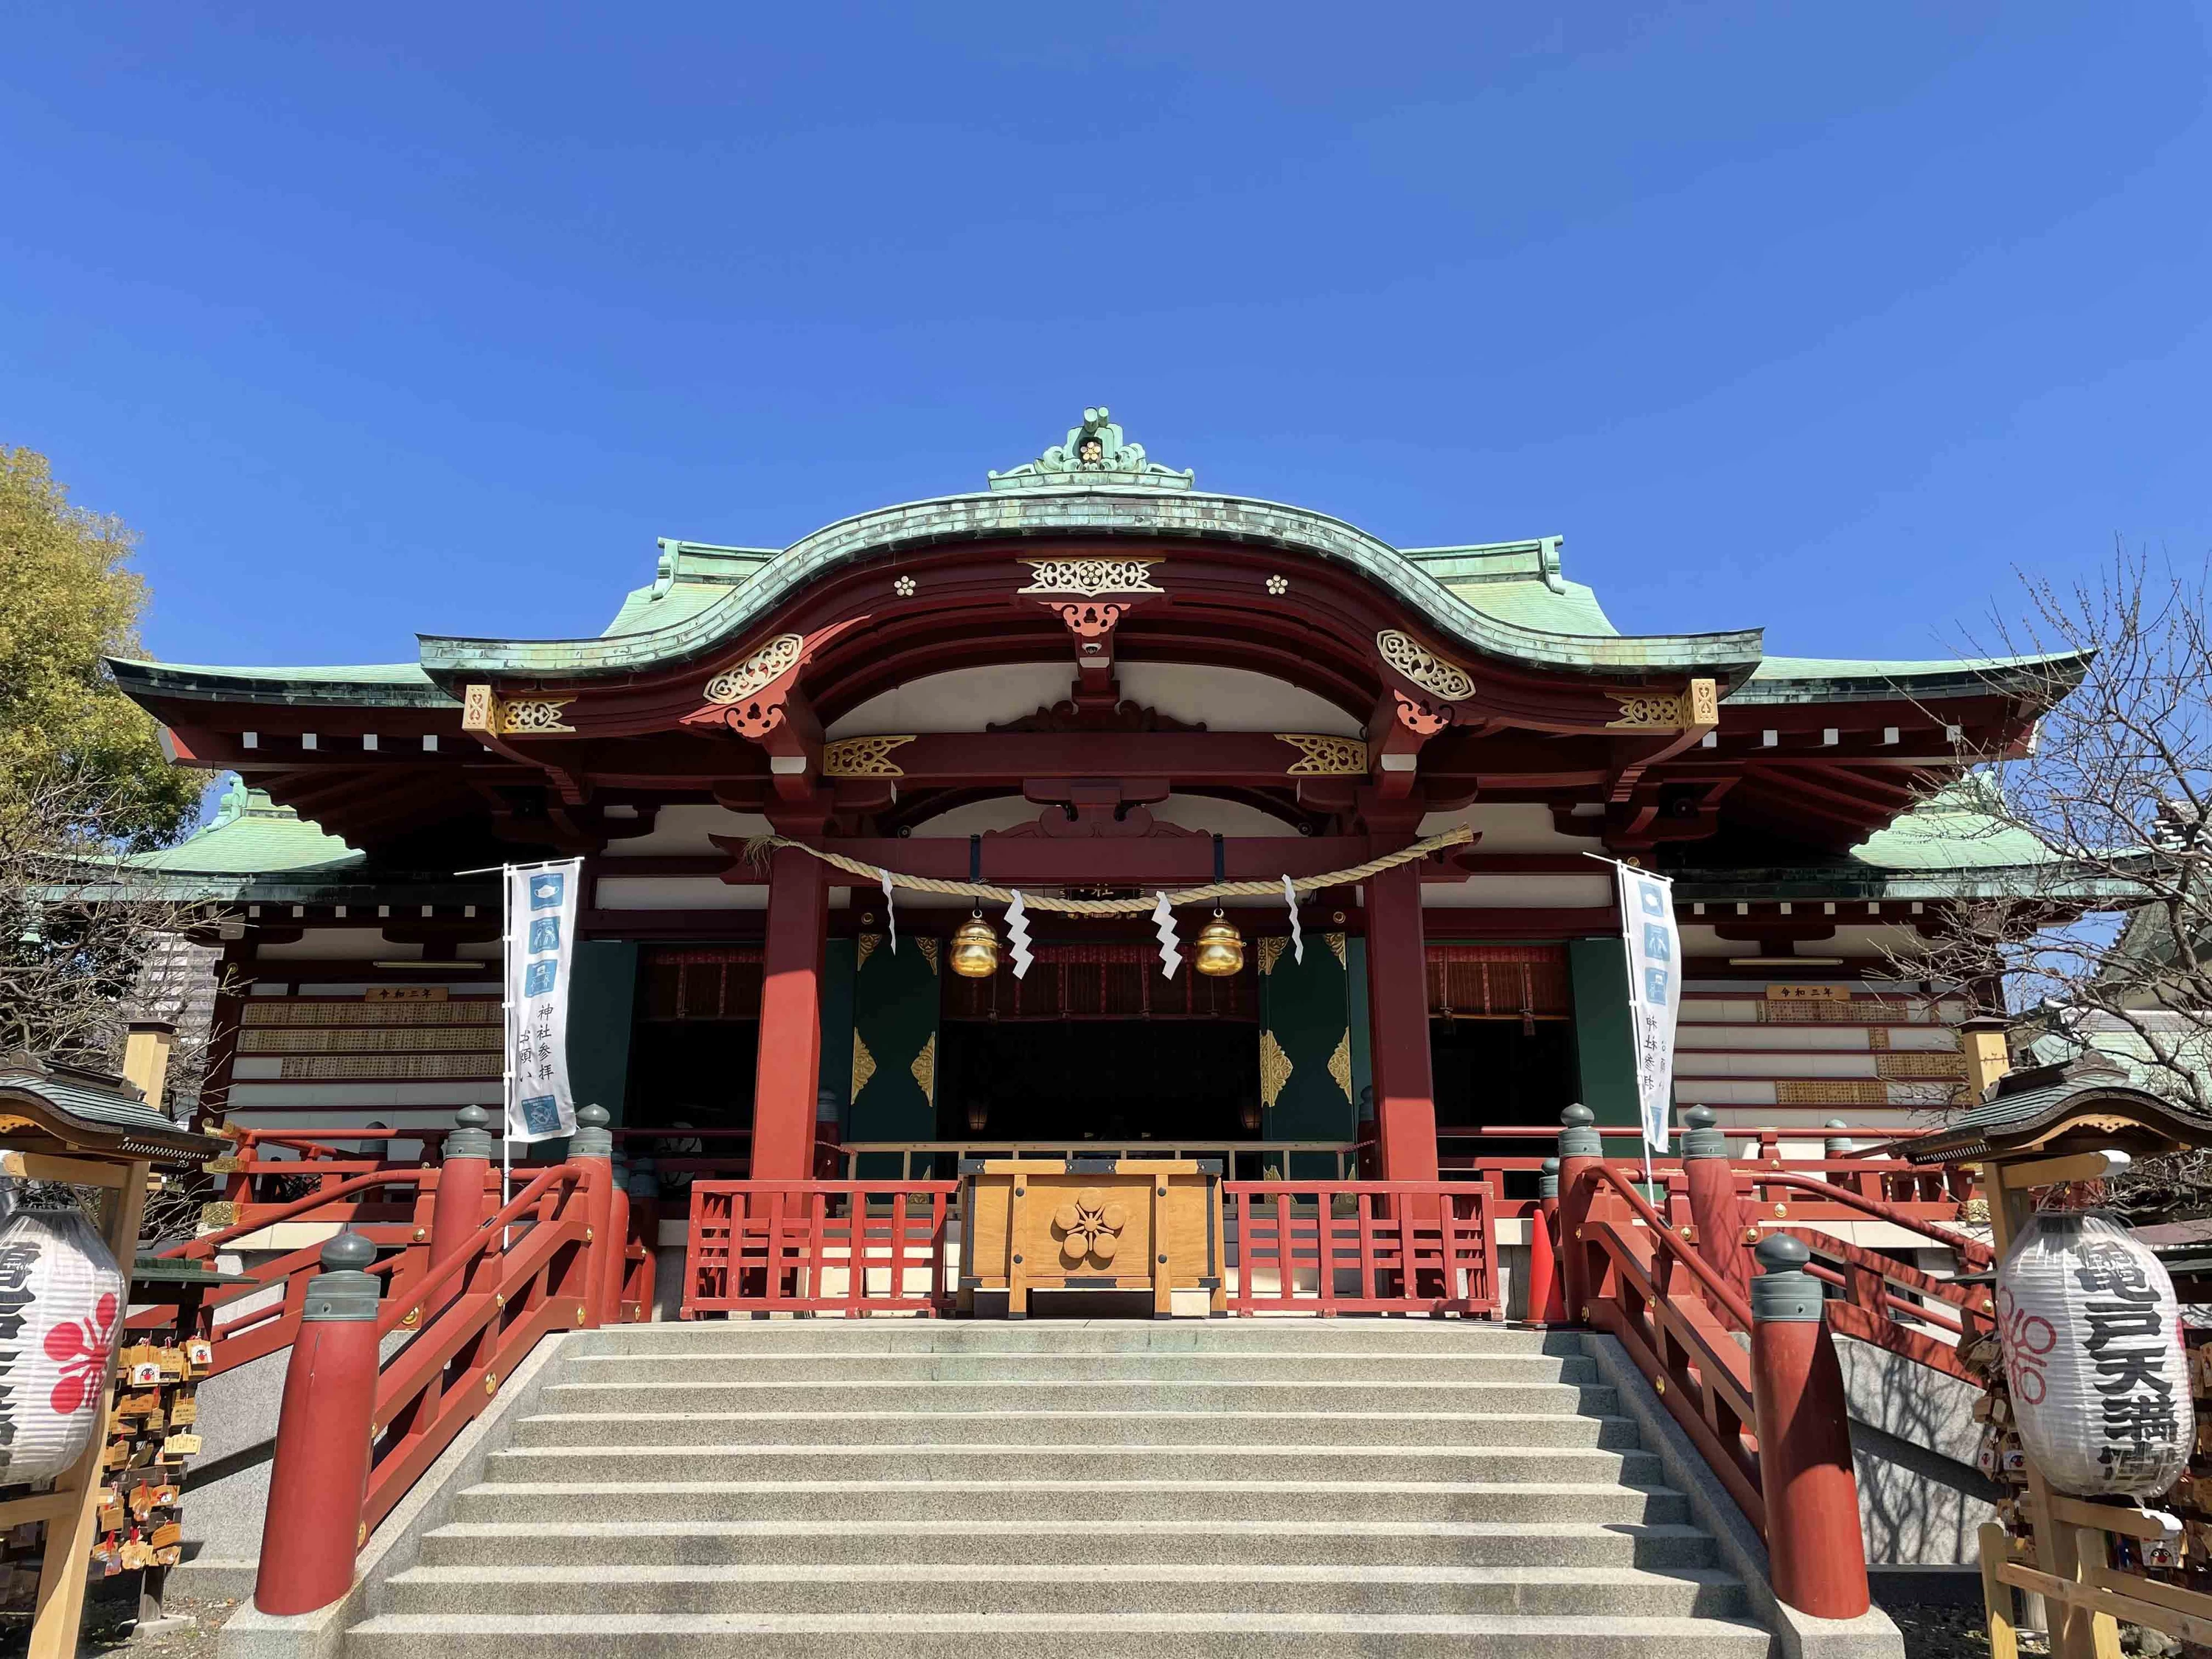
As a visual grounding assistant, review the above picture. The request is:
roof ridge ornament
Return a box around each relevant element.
[988,406,1194,493]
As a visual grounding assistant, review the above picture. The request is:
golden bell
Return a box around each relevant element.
[1193,915,1245,978]
[949,914,1001,978]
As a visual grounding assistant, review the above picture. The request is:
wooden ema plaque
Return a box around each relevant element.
[960,1158,1222,1318]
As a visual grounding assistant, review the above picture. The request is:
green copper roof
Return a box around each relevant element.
[106,415,2089,712]
[419,487,1765,684]
[108,657,455,709]
[1850,776,2056,871]
[602,540,779,638]
[1731,650,2088,706]
[124,780,362,877]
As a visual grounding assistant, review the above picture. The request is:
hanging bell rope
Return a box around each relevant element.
[738,824,1475,916]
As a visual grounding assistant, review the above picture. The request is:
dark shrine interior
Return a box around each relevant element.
[936,1019,1262,1143]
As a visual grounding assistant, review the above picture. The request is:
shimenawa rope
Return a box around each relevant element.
[739,824,1474,916]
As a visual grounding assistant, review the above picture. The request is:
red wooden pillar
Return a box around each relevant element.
[424,1106,493,1321]
[751,844,829,1180]
[1527,1157,1566,1324]
[1680,1105,1753,1312]
[254,1234,380,1615]
[1363,860,1437,1180]
[1750,1234,1871,1619]
[1556,1104,1604,1321]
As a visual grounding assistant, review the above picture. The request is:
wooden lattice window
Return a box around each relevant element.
[1426,945,1571,1020]
[942,943,1256,1021]
[641,947,765,1021]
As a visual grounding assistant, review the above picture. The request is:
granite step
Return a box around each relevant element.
[414,1518,1719,1571]
[506,1408,1643,1450]
[344,1610,1777,1658]
[378,1562,1750,1619]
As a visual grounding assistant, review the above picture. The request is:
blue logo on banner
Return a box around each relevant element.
[1642,922,1672,963]
[518,1096,561,1135]
[529,872,564,911]
[1644,965,1672,1006]
[528,917,561,954]
[1637,882,1666,918]
[524,960,558,997]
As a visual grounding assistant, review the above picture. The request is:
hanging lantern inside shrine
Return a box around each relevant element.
[1194,912,1245,978]
[966,1099,990,1134]
[1997,1209,2191,1499]
[0,1209,127,1486]
[949,914,1001,979]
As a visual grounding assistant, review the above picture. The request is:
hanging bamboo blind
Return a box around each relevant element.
[1426,944,1571,1020]
[640,947,765,1021]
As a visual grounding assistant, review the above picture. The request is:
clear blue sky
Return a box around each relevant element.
[6,5,2208,673]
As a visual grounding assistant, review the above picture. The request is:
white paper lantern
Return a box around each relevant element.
[0,1209,126,1486]
[1997,1209,2192,1499]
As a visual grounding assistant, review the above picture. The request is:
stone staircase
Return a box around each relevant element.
[343,1321,1774,1656]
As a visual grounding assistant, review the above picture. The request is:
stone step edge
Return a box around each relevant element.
[458,1478,1684,1496]
[388,1564,1741,1587]
[486,1444,1649,1460]
[427,1531,1708,1548]
[515,1410,1630,1426]
[347,1612,1770,1635]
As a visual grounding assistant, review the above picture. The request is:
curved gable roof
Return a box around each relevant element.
[415,487,1765,685]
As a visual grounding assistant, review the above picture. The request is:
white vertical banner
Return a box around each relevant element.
[1613,860,1682,1158]
[505,858,582,1143]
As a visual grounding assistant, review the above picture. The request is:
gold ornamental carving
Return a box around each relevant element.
[915,937,940,974]
[855,933,880,972]
[1375,630,1475,703]
[1604,678,1719,731]
[910,1032,936,1102]
[459,686,577,737]
[1017,557,1165,598]
[851,1032,877,1098]
[497,698,576,735]
[1256,936,1289,977]
[1258,1030,1292,1111]
[821,735,917,778]
[1274,733,1368,776]
[1326,932,1347,970]
[704,634,804,706]
[1053,1188,1127,1264]
[1327,1029,1354,1103]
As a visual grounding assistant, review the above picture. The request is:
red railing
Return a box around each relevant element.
[362,1161,599,1531]
[136,1166,440,1368]
[1225,1180,1498,1317]
[681,1180,958,1318]
[1567,1164,1765,1525]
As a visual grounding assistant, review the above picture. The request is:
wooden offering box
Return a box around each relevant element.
[959,1158,1222,1318]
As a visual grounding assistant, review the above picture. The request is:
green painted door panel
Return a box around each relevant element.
[846,933,940,1178]
[818,937,857,1135]
[1258,933,1355,1178]
[1568,936,1638,1129]
[566,940,639,1129]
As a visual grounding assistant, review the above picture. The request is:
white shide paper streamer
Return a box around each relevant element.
[879,869,897,954]
[1005,889,1032,980]
[1283,874,1304,964]
[1152,892,1183,978]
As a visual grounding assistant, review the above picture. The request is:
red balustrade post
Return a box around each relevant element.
[1749,1234,1871,1620]
[253,1233,382,1616]
[571,1105,615,1327]
[1681,1106,1753,1312]
[1823,1121,1866,1197]
[602,1152,633,1324]
[624,1158,661,1321]
[1526,1157,1566,1324]
[1555,1105,1604,1322]
[424,1106,493,1320]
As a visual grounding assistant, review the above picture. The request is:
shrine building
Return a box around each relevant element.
[115,410,2079,1180]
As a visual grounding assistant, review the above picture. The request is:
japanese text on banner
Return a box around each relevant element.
[506,860,581,1142]
[1614,862,1682,1157]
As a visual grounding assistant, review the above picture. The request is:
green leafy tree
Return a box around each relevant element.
[0,445,203,847]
